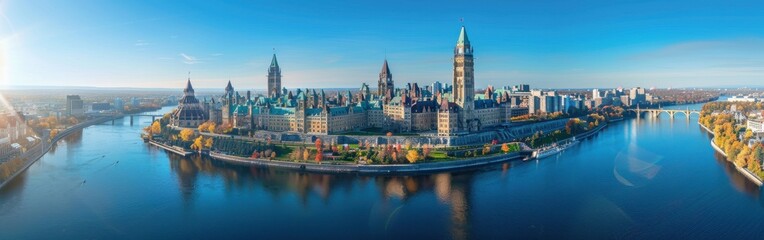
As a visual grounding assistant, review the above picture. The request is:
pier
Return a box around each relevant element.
[148,140,194,157]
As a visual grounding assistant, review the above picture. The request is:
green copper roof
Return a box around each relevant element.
[457,26,470,45]
[270,54,279,68]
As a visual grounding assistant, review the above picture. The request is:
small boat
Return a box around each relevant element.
[556,137,579,151]
[534,146,560,159]
[532,138,578,160]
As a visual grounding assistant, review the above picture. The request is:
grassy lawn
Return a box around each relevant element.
[428,151,450,159]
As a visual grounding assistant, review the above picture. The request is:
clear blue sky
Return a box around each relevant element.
[1,0,763,90]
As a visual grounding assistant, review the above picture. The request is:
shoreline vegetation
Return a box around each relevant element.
[145,108,616,174]
[699,101,764,185]
[149,115,529,164]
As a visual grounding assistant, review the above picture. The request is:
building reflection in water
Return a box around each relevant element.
[711,152,762,199]
[167,154,475,239]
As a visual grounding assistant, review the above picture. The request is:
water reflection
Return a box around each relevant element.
[712,152,761,198]
[7,104,764,239]
[166,153,475,239]
[0,173,27,215]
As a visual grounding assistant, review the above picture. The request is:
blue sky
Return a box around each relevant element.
[1,0,763,90]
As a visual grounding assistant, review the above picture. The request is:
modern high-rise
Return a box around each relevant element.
[66,95,84,116]
[113,97,124,112]
[431,81,443,95]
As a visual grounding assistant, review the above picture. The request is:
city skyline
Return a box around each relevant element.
[2,0,764,90]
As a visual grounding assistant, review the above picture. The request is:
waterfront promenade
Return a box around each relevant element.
[208,151,527,175]
[158,120,611,175]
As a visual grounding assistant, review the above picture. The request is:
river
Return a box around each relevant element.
[2,103,764,239]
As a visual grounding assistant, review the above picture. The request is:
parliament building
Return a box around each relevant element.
[171,26,512,136]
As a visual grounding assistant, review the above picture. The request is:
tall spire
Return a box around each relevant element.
[268,54,282,98]
[225,80,234,92]
[270,54,279,68]
[184,79,195,95]
[381,59,391,76]
[457,26,470,46]
[378,59,394,99]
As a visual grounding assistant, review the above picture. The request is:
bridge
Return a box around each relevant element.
[127,114,164,125]
[88,113,164,125]
[626,106,701,120]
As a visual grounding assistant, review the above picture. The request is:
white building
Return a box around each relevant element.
[728,96,759,102]
[748,119,764,134]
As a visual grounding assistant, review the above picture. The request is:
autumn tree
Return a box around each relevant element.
[736,145,750,167]
[744,130,754,143]
[191,136,204,151]
[150,121,162,135]
[406,150,419,163]
[303,148,311,161]
[315,150,323,163]
[49,129,59,140]
[501,143,510,153]
[315,138,323,150]
[482,144,491,155]
[204,137,214,149]
[207,122,216,133]
[179,128,195,141]
[197,122,210,132]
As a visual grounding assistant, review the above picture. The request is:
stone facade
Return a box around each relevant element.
[171,26,514,143]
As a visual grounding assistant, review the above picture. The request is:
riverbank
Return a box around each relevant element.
[151,137,529,175]
[709,137,763,186]
[529,121,608,159]
[0,115,121,189]
[208,150,527,175]
[576,122,607,139]
[702,121,764,186]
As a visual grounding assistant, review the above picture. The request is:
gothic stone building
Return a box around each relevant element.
[172,26,512,136]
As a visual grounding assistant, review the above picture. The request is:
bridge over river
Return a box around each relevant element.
[627,107,701,120]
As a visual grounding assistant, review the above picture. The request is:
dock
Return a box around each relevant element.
[148,140,194,157]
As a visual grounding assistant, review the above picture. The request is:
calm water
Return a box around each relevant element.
[2,104,764,239]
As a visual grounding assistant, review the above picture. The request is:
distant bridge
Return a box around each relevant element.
[626,107,701,120]
[89,113,164,125]
[127,114,164,125]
